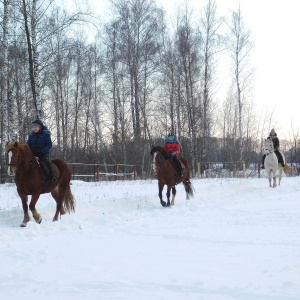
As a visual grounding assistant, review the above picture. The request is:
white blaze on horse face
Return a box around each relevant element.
[152,152,157,172]
[7,151,13,175]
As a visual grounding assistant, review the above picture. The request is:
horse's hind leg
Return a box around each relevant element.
[29,194,42,224]
[171,186,176,205]
[183,180,193,200]
[51,186,64,221]
[279,169,282,186]
[18,192,31,227]
[273,176,277,188]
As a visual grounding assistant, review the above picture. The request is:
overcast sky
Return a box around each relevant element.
[88,0,300,139]
[158,0,300,139]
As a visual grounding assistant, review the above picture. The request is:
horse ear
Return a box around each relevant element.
[14,141,18,148]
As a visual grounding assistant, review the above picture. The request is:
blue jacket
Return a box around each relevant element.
[27,126,52,157]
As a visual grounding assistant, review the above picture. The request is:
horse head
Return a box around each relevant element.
[264,138,274,154]
[150,146,162,156]
[5,141,32,176]
[150,146,171,172]
[150,146,170,159]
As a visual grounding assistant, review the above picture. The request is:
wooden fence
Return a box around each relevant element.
[0,163,136,183]
[69,163,136,181]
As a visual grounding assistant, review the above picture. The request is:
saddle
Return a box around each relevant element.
[171,157,186,177]
[35,157,60,181]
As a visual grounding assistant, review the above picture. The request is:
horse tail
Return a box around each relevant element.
[63,184,76,214]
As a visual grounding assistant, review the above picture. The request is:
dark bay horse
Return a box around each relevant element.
[150,146,194,207]
[5,141,75,227]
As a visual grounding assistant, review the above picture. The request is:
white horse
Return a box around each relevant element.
[264,138,285,187]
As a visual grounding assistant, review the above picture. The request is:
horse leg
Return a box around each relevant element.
[51,186,64,221]
[278,169,282,186]
[183,180,192,200]
[273,175,277,188]
[171,186,176,205]
[29,194,42,224]
[158,182,166,207]
[268,172,272,187]
[18,192,31,227]
[166,185,171,207]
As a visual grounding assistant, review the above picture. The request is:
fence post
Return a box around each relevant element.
[134,165,136,180]
[115,164,118,181]
[242,161,245,178]
[96,165,99,181]
[198,162,200,178]
[72,164,75,180]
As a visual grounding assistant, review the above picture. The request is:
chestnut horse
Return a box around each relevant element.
[5,141,75,227]
[150,146,194,207]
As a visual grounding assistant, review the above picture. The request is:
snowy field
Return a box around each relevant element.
[0,176,299,300]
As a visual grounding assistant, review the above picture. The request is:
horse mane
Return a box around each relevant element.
[6,141,31,154]
[150,146,170,160]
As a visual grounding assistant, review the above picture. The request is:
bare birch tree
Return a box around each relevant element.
[175,5,201,175]
[1,0,10,159]
[200,0,222,162]
[226,6,253,162]
[109,0,163,140]
[22,0,44,120]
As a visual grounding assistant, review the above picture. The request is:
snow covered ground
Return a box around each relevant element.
[0,176,299,300]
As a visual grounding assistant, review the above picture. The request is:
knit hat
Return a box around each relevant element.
[270,128,277,136]
[167,133,175,140]
[32,119,43,129]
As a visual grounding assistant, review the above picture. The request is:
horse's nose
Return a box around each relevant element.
[7,167,15,176]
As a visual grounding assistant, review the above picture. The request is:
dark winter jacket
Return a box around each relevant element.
[27,126,52,157]
[267,135,279,150]
[164,139,180,156]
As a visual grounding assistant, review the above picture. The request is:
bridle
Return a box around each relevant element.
[265,139,274,155]
[6,147,23,170]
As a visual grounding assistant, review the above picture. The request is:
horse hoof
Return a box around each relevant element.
[36,218,42,224]
[161,201,167,207]
[20,223,27,227]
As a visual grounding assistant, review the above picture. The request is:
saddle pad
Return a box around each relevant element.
[51,163,60,178]
[35,157,60,179]
[179,160,186,172]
